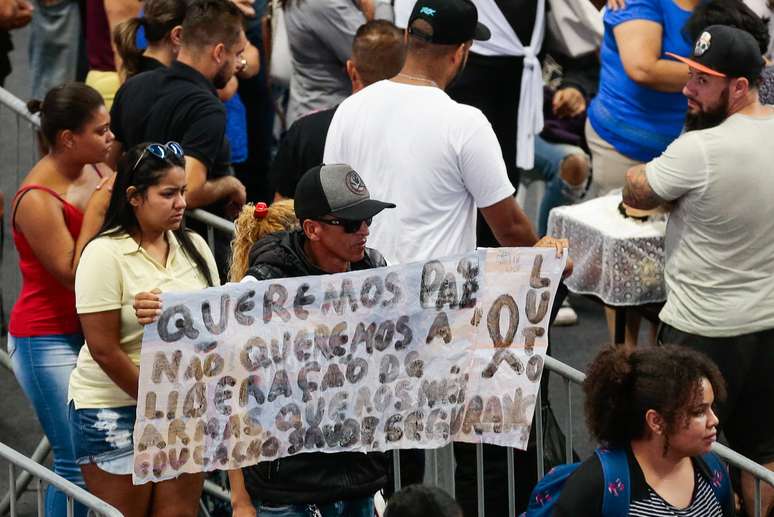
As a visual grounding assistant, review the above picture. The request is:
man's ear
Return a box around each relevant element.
[169,26,183,49]
[213,42,226,64]
[731,77,750,101]
[452,42,468,65]
[346,59,363,92]
[303,219,321,241]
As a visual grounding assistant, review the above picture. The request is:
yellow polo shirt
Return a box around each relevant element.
[69,230,220,409]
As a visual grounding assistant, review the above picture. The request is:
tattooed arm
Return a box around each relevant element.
[623,165,666,210]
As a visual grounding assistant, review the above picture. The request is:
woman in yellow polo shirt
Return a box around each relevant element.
[68,141,219,516]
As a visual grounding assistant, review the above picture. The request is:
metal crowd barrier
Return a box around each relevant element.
[3,85,774,517]
[0,441,122,517]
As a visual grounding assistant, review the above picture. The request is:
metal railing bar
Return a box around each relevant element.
[475,443,484,517]
[710,443,774,487]
[392,451,401,493]
[434,449,440,486]
[0,436,51,515]
[507,447,515,516]
[543,354,585,383]
[0,349,11,372]
[535,390,544,480]
[199,498,212,517]
[8,464,15,517]
[0,443,122,517]
[202,479,232,503]
[0,88,40,127]
[188,209,235,235]
[754,478,762,517]
[35,478,43,517]
[565,377,573,463]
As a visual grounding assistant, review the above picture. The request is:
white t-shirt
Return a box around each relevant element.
[645,111,774,337]
[323,80,515,265]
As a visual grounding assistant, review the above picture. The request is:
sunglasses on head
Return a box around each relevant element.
[131,141,184,173]
[315,217,372,233]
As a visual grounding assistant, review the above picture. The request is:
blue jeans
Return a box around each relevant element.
[256,497,374,517]
[8,334,87,517]
[28,0,80,99]
[532,136,590,236]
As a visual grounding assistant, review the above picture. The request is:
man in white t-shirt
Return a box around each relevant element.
[624,25,774,515]
[324,0,566,267]
[324,1,570,514]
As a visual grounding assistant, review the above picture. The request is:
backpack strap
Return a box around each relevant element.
[595,448,631,517]
[698,451,733,515]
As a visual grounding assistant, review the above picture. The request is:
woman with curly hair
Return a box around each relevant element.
[554,345,732,516]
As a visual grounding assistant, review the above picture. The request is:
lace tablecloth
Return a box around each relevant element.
[547,194,667,306]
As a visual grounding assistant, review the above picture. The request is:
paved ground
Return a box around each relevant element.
[0,24,622,515]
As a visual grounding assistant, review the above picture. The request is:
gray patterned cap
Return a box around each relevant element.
[294,164,396,221]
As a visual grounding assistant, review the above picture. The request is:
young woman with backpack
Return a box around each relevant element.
[545,345,733,516]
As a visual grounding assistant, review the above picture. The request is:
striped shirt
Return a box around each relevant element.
[630,468,723,516]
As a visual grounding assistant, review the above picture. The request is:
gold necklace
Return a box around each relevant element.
[396,73,439,88]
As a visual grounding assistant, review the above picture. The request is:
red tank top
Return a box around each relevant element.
[9,185,85,336]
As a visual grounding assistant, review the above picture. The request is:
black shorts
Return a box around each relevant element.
[658,323,774,464]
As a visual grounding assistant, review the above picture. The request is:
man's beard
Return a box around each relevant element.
[212,62,232,90]
[685,87,729,131]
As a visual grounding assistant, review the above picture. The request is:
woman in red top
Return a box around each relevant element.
[8,82,114,517]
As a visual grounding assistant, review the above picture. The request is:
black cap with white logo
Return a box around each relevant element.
[294,164,396,221]
[667,25,764,81]
[408,0,491,45]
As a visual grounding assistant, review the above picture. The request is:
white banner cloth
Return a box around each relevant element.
[132,247,565,483]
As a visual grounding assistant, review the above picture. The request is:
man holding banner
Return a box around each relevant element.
[232,165,396,517]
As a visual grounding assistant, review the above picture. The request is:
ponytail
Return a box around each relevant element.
[229,200,298,282]
[113,17,145,81]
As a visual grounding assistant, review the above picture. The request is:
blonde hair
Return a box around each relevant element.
[229,199,299,282]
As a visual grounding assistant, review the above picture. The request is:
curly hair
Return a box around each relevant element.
[228,199,299,282]
[384,485,462,517]
[583,345,726,451]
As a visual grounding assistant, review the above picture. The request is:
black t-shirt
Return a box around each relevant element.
[269,105,338,198]
[137,55,164,75]
[494,0,537,46]
[554,448,728,517]
[110,60,231,179]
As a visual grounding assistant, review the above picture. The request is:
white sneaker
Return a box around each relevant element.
[554,300,578,326]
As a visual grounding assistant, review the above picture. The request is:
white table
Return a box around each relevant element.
[548,194,667,342]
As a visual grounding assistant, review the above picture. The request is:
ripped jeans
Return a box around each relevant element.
[531,135,591,236]
[8,334,88,517]
[68,403,136,475]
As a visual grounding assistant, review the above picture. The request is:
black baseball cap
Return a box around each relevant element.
[666,25,764,80]
[294,164,396,221]
[408,0,491,45]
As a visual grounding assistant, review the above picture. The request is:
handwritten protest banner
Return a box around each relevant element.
[132,247,566,483]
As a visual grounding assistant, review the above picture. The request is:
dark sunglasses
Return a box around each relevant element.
[131,141,184,172]
[315,217,372,233]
